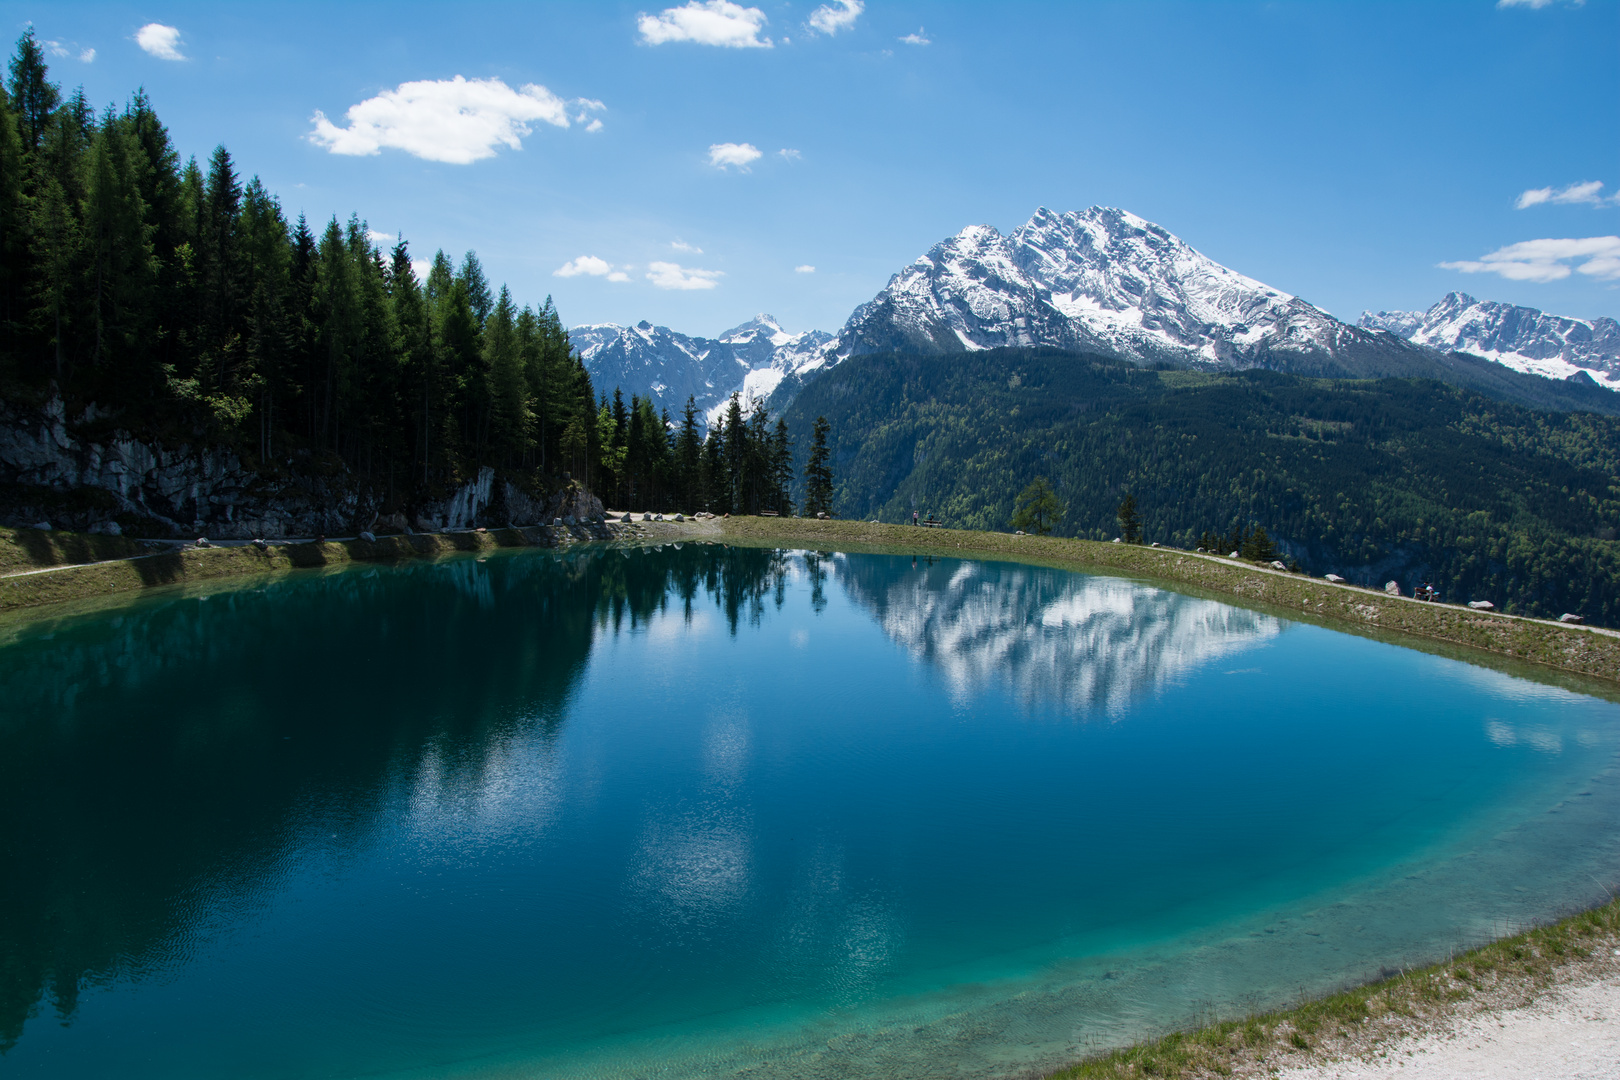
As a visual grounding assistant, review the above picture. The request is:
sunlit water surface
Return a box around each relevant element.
[2,546,1617,1079]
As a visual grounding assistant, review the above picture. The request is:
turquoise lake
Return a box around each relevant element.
[2,544,1618,1078]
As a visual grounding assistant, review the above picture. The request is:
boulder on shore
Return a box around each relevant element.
[1468,600,1495,611]
[1559,613,1586,624]
[1384,581,1401,596]
[1270,560,1287,571]
[1324,574,1346,584]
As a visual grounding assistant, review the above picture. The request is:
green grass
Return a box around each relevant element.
[1047,899,1620,1079]
[0,523,140,575]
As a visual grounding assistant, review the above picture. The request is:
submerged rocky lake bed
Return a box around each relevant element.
[2,544,1617,1079]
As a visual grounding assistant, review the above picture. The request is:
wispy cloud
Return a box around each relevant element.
[639,1,772,48]
[1440,236,1620,283]
[309,76,596,164]
[794,265,815,273]
[1497,0,1582,8]
[366,229,395,245]
[44,40,96,62]
[554,256,631,283]
[671,240,703,254]
[777,148,801,161]
[807,0,863,35]
[136,23,185,61]
[647,261,723,290]
[708,142,762,170]
[899,27,930,45]
[1516,180,1616,209]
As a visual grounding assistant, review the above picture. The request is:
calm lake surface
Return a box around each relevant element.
[3,544,1618,1079]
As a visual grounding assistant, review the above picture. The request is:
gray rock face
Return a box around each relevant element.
[1359,292,1620,388]
[569,314,832,421]
[0,400,587,538]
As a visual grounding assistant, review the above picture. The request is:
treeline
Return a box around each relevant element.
[782,345,1620,624]
[0,32,602,505]
[601,391,832,516]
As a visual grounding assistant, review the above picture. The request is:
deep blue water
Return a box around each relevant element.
[2,544,1617,1079]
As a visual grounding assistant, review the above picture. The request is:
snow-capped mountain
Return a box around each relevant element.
[569,315,831,419]
[824,206,1418,375]
[571,208,1614,424]
[1358,293,1620,389]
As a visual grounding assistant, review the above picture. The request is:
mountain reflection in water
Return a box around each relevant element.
[834,555,1281,714]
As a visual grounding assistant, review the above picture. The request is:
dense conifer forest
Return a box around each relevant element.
[782,346,1620,623]
[0,32,809,519]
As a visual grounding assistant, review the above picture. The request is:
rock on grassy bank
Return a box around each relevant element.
[711,517,1620,685]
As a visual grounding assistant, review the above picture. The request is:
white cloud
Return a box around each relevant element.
[45,40,67,58]
[606,271,631,283]
[136,24,186,61]
[585,118,603,133]
[1497,0,1579,8]
[777,148,801,161]
[410,259,432,282]
[555,255,615,277]
[647,261,723,290]
[639,2,772,48]
[366,229,395,245]
[794,265,815,273]
[309,76,595,164]
[1515,180,1613,209]
[899,27,931,45]
[1440,236,1620,283]
[708,142,762,170]
[807,0,863,35]
[79,47,95,63]
[671,240,703,253]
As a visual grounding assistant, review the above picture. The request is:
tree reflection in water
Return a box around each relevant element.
[0,543,788,1052]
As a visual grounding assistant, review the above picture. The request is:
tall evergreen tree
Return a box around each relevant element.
[804,415,833,517]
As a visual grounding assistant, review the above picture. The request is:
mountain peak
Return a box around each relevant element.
[1359,293,1619,387]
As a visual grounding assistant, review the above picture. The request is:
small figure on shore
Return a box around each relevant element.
[913,510,919,526]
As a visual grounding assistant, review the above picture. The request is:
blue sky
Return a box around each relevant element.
[10,1,1619,337]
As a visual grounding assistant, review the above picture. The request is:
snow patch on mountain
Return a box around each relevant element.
[1358,293,1620,389]
[569,315,831,422]
[826,206,1379,369]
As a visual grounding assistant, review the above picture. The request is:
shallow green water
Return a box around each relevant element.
[2,545,1617,1078]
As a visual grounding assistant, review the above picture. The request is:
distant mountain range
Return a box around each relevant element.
[571,207,1618,418]
[568,315,829,421]
[1359,293,1620,389]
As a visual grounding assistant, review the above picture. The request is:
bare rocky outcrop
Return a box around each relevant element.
[0,400,587,539]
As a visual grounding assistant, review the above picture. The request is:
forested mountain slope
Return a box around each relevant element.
[782,347,1620,624]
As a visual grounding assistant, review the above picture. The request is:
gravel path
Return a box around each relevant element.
[1275,973,1620,1080]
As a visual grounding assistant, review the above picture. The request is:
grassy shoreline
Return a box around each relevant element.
[712,517,1620,686]
[1046,898,1620,1079]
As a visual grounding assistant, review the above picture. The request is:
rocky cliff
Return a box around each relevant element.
[0,399,602,539]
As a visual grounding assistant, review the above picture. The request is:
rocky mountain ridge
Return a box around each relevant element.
[579,207,1615,419]
[569,315,830,421]
[1359,292,1620,389]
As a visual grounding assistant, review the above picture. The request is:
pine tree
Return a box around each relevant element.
[1116,492,1142,543]
[804,415,833,517]
[1011,477,1062,535]
[456,250,492,327]
[7,29,59,153]
[1241,525,1278,562]
[769,416,794,514]
[674,396,702,511]
[485,285,528,465]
